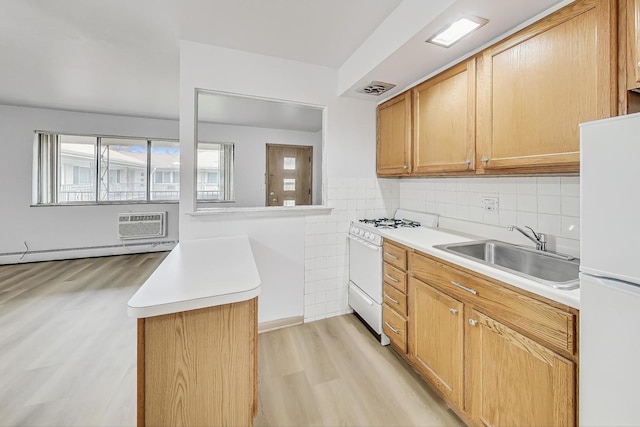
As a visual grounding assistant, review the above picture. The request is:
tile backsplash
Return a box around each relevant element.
[397,176,580,240]
[304,175,580,322]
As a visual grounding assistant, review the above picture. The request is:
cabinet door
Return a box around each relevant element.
[377,92,412,176]
[413,59,476,174]
[409,277,464,406]
[628,0,640,88]
[477,0,615,173]
[466,309,575,427]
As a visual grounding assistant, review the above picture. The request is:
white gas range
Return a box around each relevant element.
[348,209,439,345]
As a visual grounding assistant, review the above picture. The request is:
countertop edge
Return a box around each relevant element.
[127,284,262,319]
[380,228,580,310]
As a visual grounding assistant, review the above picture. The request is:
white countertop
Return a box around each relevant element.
[377,226,580,309]
[127,236,262,318]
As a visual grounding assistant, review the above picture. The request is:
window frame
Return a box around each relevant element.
[195,141,235,204]
[34,131,180,205]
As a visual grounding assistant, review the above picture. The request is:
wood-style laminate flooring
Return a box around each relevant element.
[0,253,462,427]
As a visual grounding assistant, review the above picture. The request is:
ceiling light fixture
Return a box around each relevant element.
[427,16,488,48]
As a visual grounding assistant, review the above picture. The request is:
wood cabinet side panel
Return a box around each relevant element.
[137,318,145,427]
[144,300,255,427]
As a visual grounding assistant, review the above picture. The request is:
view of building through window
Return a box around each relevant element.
[196,142,234,202]
[37,133,234,204]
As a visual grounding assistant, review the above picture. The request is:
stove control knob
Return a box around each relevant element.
[359,230,365,236]
[365,232,372,239]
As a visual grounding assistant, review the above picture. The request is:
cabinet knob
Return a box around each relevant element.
[481,156,489,163]
[637,61,640,68]
[450,308,458,315]
[464,159,471,170]
[403,164,409,169]
[469,318,478,326]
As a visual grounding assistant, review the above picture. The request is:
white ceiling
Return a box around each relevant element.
[0,0,567,124]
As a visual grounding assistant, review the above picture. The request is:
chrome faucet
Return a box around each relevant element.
[508,225,547,251]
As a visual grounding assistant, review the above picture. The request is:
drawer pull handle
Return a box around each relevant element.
[384,293,399,304]
[385,252,399,260]
[449,308,458,315]
[450,280,477,295]
[469,318,478,326]
[385,321,399,334]
[385,274,399,283]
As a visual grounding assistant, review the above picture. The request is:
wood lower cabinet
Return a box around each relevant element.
[410,277,464,406]
[412,59,476,175]
[466,309,575,427]
[382,241,409,353]
[476,0,616,173]
[384,241,579,427]
[377,92,412,176]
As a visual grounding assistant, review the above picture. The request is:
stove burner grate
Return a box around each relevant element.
[359,218,421,229]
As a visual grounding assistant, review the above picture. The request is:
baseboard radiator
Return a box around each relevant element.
[0,240,177,265]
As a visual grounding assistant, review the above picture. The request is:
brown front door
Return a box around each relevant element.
[266,144,312,207]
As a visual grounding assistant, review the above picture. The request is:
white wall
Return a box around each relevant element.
[0,104,179,263]
[179,41,378,323]
[198,122,322,207]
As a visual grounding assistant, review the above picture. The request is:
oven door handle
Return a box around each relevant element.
[347,234,381,251]
[349,283,374,306]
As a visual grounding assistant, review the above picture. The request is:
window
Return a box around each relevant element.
[36,133,180,204]
[150,141,180,201]
[197,142,234,202]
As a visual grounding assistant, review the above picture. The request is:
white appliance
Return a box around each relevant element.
[348,209,438,346]
[580,113,640,426]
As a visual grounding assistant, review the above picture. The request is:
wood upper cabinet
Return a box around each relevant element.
[377,92,412,176]
[466,309,576,427]
[476,0,616,173]
[412,59,476,175]
[409,277,464,406]
[627,0,640,88]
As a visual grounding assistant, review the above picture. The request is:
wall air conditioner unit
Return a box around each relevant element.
[118,212,166,240]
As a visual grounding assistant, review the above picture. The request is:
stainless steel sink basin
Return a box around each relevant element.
[433,240,580,290]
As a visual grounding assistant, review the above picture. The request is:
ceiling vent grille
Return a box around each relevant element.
[356,81,396,96]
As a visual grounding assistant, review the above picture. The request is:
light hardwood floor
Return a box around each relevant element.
[0,253,462,427]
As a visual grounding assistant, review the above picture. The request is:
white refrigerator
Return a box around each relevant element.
[580,113,640,426]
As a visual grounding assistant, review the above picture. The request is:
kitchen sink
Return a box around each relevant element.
[433,240,580,290]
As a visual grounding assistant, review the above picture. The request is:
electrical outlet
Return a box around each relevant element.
[482,196,499,212]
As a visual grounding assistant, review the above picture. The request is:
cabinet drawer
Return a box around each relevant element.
[384,263,407,293]
[383,283,407,316]
[411,252,576,355]
[383,242,407,271]
[383,303,407,353]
